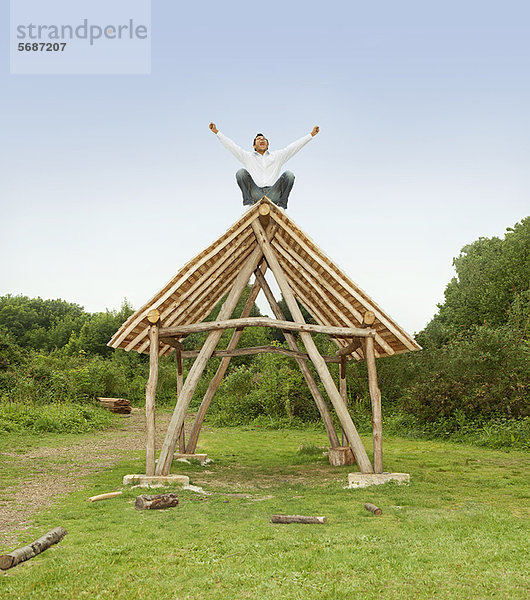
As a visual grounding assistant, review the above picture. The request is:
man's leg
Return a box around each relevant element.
[236,169,264,206]
[265,171,295,209]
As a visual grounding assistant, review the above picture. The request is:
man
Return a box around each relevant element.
[209,122,319,209]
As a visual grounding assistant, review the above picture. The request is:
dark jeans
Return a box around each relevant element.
[236,169,295,209]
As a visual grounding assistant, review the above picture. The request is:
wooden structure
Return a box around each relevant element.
[108,198,420,476]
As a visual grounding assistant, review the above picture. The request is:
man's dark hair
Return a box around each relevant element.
[253,133,268,147]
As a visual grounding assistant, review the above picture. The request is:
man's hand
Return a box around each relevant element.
[209,122,219,134]
[311,126,319,137]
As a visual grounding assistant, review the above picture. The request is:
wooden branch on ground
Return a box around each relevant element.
[97,398,131,414]
[135,493,179,510]
[177,345,341,363]
[0,527,67,570]
[87,491,122,502]
[160,318,374,339]
[364,503,382,516]
[271,515,326,524]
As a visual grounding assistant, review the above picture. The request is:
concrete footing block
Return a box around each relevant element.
[123,474,190,488]
[348,472,410,489]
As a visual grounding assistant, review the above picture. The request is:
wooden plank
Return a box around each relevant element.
[253,267,341,448]
[110,210,260,349]
[268,260,366,361]
[270,211,419,351]
[145,323,159,476]
[185,263,267,454]
[133,241,256,354]
[155,221,276,475]
[364,336,383,473]
[160,318,374,339]
[273,238,395,356]
[251,218,373,473]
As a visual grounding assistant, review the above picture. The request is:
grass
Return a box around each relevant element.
[1,423,529,599]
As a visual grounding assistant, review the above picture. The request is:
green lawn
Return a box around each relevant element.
[1,425,528,599]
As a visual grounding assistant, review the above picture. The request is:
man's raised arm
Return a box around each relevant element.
[276,125,320,163]
[209,122,250,163]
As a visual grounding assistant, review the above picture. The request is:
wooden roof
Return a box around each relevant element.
[108,199,421,359]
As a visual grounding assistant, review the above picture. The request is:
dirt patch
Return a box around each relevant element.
[0,410,182,549]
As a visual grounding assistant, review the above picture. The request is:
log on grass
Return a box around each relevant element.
[364,503,382,516]
[0,526,67,570]
[270,515,326,524]
[87,491,122,502]
[135,493,179,511]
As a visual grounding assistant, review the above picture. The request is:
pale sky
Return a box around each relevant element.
[1,1,528,336]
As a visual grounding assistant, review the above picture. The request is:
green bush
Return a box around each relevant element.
[0,401,116,434]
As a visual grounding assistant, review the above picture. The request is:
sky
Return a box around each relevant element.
[1,0,528,336]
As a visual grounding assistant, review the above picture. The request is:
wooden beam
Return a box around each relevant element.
[185,263,267,454]
[145,323,159,476]
[178,345,342,363]
[176,347,185,453]
[336,339,363,357]
[253,267,340,448]
[111,210,260,349]
[160,317,374,339]
[269,214,418,351]
[251,219,373,473]
[364,336,383,473]
[155,222,276,475]
[340,356,347,446]
[271,235,395,356]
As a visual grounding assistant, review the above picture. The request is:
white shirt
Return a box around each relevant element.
[217,132,313,188]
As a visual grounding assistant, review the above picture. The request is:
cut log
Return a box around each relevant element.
[364,503,382,515]
[97,397,132,414]
[328,446,354,466]
[135,492,179,510]
[271,515,326,524]
[87,491,122,502]
[0,527,67,570]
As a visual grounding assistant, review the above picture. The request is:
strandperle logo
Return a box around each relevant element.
[16,19,149,46]
[11,0,151,75]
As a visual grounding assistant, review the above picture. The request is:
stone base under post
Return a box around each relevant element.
[348,472,410,489]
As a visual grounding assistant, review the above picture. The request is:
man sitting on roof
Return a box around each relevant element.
[209,122,319,209]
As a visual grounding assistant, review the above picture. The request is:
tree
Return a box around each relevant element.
[419,217,529,347]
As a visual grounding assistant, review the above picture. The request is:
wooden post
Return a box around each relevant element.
[186,263,267,454]
[145,310,160,476]
[364,334,383,473]
[176,347,185,453]
[340,356,347,446]
[155,223,276,476]
[251,219,373,473]
[254,267,340,448]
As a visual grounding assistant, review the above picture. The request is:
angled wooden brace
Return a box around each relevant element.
[251,218,373,473]
[155,221,277,475]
